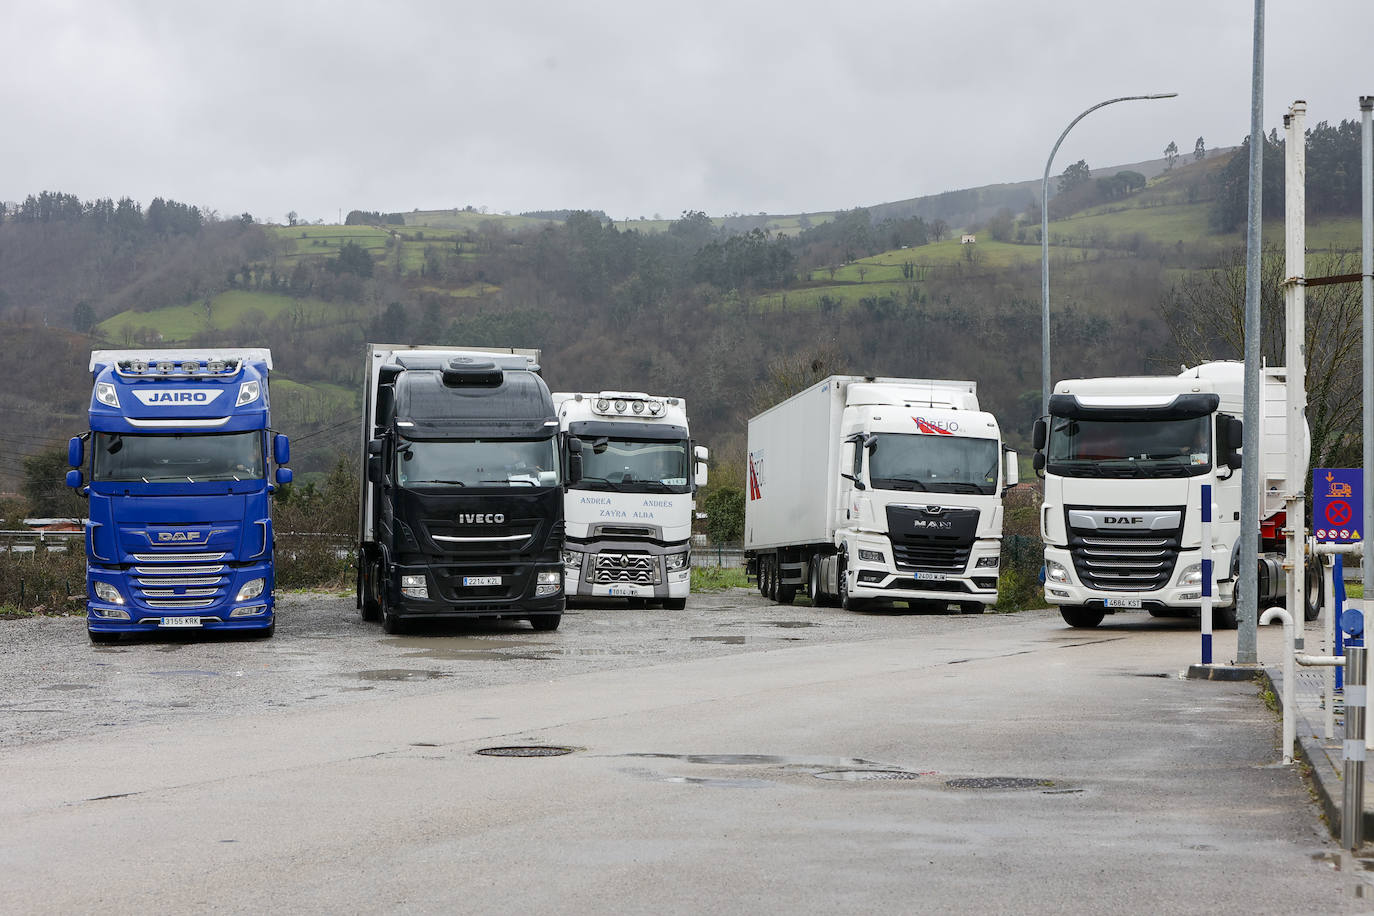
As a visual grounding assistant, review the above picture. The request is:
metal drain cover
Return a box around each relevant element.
[475,746,575,758]
[815,769,928,781]
[945,776,1053,790]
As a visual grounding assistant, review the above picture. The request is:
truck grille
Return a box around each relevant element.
[129,551,230,607]
[886,506,980,573]
[891,541,971,572]
[590,552,661,585]
[1066,506,1183,592]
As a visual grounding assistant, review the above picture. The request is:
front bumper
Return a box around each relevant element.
[848,567,999,605]
[387,560,564,620]
[86,562,276,633]
[1041,546,1223,611]
[562,541,692,601]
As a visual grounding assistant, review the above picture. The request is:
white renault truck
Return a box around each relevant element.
[1032,361,1313,629]
[553,391,708,610]
[745,376,1018,612]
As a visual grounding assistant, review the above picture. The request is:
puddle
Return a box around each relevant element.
[814,769,936,781]
[719,621,819,629]
[149,670,220,677]
[357,669,452,681]
[386,636,545,651]
[691,636,746,644]
[531,647,664,657]
[661,776,774,789]
[43,684,96,691]
[945,776,1060,791]
[400,650,549,662]
[623,753,888,768]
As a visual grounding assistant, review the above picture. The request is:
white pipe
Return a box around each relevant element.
[1261,605,1297,764]
[1324,553,1337,739]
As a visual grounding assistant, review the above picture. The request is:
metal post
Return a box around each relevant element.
[1201,483,1214,664]
[1237,0,1266,665]
[1284,102,1308,675]
[1361,97,1373,618]
[1039,92,1177,416]
[1326,553,1337,739]
[1344,644,1367,851]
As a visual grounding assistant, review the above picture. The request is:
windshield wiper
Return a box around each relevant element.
[418,479,467,486]
[876,478,928,491]
[932,482,989,494]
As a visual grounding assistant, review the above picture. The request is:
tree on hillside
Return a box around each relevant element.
[1164,140,1179,169]
[1057,160,1091,194]
[702,486,745,544]
[72,301,96,333]
[329,240,374,278]
[22,448,85,519]
[1208,131,1285,233]
[287,211,298,227]
[1158,247,1361,467]
[748,345,848,414]
[929,218,950,243]
[1194,137,1206,161]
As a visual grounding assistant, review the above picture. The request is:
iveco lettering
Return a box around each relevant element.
[66,349,292,642]
[745,376,1018,613]
[553,391,707,610]
[357,346,579,633]
[1033,361,1315,629]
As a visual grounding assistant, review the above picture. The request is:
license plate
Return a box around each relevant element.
[915,572,948,581]
[1104,597,1142,609]
[159,616,202,628]
[609,586,642,597]
[463,576,502,587]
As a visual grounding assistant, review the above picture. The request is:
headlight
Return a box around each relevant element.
[401,574,428,599]
[857,548,884,564]
[236,380,261,407]
[975,556,1000,569]
[236,578,265,601]
[665,550,691,571]
[562,549,583,569]
[538,570,561,586]
[95,382,120,407]
[94,581,124,604]
[1046,561,1070,584]
[1177,563,1202,587]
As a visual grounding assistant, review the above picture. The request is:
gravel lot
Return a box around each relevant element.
[0,589,1020,749]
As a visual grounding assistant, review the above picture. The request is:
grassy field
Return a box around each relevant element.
[97,290,338,341]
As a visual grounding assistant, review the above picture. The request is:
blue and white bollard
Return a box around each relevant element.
[1200,484,1213,665]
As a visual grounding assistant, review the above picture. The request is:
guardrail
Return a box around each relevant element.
[693,546,743,569]
[0,530,81,554]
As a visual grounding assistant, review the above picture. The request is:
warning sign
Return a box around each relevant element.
[1313,468,1363,544]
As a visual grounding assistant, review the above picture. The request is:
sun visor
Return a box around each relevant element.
[1048,392,1219,421]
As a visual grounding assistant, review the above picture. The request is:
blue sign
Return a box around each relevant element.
[1312,468,1363,543]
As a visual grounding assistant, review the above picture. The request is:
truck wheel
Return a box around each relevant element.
[529,614,561,631]
[959,602,985,615]
[1304,557,1323,622]
[808,560,826,606]
[1059,605,1105,628]
[88,629,119,645]
[360,553,381,622]
[380,590,405,635]
[777,561,796,604]
[251,621,276,639]
[839,562,870,612]
[765,557,779,602]
[663,597,687,610]
[756,559,769,597]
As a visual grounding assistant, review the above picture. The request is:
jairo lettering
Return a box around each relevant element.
[150,392,209,403]
[458,513,506,524]
[1103,516,1144,525]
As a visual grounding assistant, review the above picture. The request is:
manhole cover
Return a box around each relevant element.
[815,769,929,781]
[945,777,1053,790]
[475,746,576,758]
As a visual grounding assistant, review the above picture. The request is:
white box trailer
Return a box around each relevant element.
[745,376,1016,612]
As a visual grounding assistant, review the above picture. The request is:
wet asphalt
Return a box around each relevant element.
[1,591,1371,913]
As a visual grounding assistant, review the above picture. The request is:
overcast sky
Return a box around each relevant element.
[2,1,1370,224]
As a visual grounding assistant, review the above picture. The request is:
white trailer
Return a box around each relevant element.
[553,391,708,609]
[745,376,1017,611]
[1032,361,1315,628]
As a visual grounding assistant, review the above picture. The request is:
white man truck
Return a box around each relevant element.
[553,391,708,610]
[745,376,1018,611]
[1032,361,1315,629]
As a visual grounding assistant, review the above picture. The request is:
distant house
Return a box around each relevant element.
[961,234,976,244]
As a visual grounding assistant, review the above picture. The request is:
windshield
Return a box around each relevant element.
[1046,416,1211,478]
[92,431,265,482]
[397,437,560,488]
[576,438,690,493]
[866,433,999,495]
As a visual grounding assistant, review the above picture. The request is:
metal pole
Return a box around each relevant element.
[1201,483,1214,664]
[1237,0,1266,665]
[1361,97,1372,625]
[1344,644,1367,851]
[1326,553,1337,740]
[1039,92,1177,417]
[1284,103,1308,675]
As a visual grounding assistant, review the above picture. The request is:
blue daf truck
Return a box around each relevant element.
[65,349,292,642]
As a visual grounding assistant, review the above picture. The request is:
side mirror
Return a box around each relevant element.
[1003,450,1020,489]
[693,444,709,488]
[275,467,293,485]
[367,438,384,457]
[367,455,383,484]
[68,436,84,469]
[1219,415,1243,468]
[567,436,583,485]
[66,469,84,490]
[1032,452,1046,474]
[863,434,878,451]
[274,433,290,465]
[1032,418,1047,451]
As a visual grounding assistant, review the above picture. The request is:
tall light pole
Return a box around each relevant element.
[1040,93,1179,416]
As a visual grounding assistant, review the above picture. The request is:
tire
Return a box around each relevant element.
[777,564,797,605]
[529,614,561,631]
[380,587,404,635]
[959,601,985,615]
[755,560,767,597]
[1059,605,1105,628]
[1304,557,1323,622]
[765,557,779,602]
[251,621,276,639]
[808,560,825,606]
[1214,602,1238,630]
[88,629,120,645]
[360,553,381,622]
[839,560,870,612]
[663,597,687,610]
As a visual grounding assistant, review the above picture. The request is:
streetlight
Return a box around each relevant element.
[1040,93,1179,416]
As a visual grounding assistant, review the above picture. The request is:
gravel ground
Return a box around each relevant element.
[0,588,1020,749]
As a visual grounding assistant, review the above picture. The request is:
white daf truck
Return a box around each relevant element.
[1032,361,1314,629]
[553,391,708,610]
[745,376,1018,612]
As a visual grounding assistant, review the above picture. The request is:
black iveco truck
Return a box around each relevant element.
[357,346,580,633]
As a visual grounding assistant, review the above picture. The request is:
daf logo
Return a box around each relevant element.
[458,513,505,524]
[1103,516,1144,525]
[155,531,207,542]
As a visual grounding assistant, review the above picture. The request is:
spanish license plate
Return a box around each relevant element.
[609,586,643,597]
[1104,597,1143,609]
[463,576,502,587]
[159,616,202,628]
[915,572,948,581]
